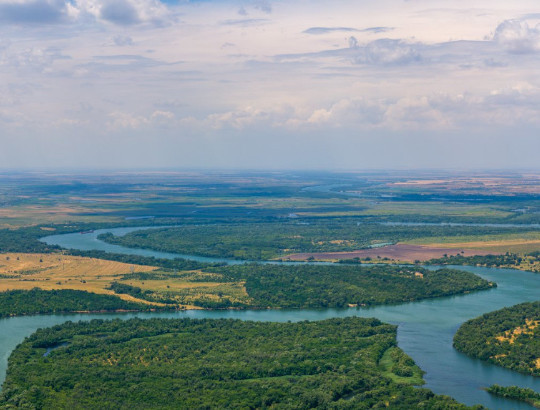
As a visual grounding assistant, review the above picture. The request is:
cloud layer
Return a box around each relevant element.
[1,0,540,169]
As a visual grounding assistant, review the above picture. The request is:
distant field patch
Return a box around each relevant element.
[421,239,540,254]
[283,244,499,262]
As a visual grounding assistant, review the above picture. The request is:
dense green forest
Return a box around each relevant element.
[486,385,540,408]
[0,317,479,409]
[428,252,540,273]
[98,222,537,260]
[113,264,494,309]
[214,265,494,309]
[0,289,155,318]
[66,249,221,270]
[453,301,540,376]
[105,264,495,309]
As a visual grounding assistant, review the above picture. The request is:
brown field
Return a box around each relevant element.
[0,253,159,305]
[283,244,500,262]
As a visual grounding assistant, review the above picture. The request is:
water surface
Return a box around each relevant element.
[2,228,534,408]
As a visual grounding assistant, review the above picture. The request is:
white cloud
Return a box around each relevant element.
[0,0,174,26]
[493,18,540,54]
[75,0,173,26]
[0,0,74,24]
[2,0,540,169]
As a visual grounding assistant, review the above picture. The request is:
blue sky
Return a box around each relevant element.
[0,0,539,170]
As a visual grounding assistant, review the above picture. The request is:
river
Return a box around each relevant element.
[0,227,538,409]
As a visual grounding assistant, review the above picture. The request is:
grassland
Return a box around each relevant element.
[0,253,161,305]
[0,253,251,309]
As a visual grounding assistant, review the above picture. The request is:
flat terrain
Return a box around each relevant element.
[0,253,159,305]
[284,243,499,262]
[423,239,540,254]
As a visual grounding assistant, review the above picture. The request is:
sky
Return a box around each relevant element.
[0,0,540,170]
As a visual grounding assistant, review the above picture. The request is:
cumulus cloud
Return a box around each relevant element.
[0,0,75,24]
[356,39,421,65]
[79,0,172,26]
[0,43,70,72]
[276,37,422,66]
[0,0,173,26]
[493,19,540,54]
[99,0,140,25]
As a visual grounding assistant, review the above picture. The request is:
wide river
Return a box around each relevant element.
[0,227,537,409]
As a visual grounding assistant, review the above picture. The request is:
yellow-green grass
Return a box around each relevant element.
[405,232,540,248]
[0,254,251,308]
[0,253,160,305]
[378,347,425,386]
[124,274,250,307]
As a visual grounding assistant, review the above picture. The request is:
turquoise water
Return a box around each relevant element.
[1,228,536,408]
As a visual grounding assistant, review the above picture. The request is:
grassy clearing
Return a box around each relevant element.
[378,347,425,386]
[123,276,250,307]
[0,253,159,304]
[0,253,250,308]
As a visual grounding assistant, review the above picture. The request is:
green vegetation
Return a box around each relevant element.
[379,347,425,385]
[105,264,495,309]
[0,226,61,253]
[454,301,540,376]
[66,249,221,270]
[214,265,494,309]
[486,385,540,408]
[0,317,477,409]
[98,222,538,260]
[0,289,155,318]
[429,252,540,273]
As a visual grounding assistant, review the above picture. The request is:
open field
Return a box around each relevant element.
[0,253,249,309]
[0,253,160,305]
[283,244,499,262]
[422,239,540,254]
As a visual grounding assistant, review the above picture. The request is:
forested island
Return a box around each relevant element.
[0,254,495,314]
[202,265,494,308]
[486,385,540,408]
[454,301,540,376]
[97,223,537,260]
[107,264,495,309]
[0,317,479,409]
